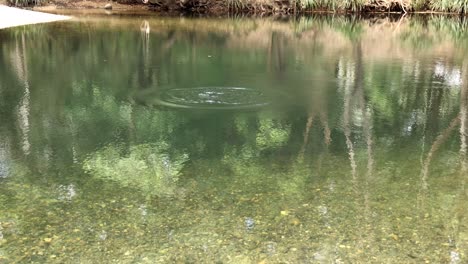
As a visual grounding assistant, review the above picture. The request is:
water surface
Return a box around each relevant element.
[0,14,467,263]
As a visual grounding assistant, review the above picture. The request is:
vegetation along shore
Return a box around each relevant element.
[3,0,468,15]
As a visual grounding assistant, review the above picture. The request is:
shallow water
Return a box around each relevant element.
[0,14,467,263]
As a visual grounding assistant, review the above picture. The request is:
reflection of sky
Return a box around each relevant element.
[434,62,462,87]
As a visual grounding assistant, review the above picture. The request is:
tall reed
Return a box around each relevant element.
[258,0,468,13]
[430,0,468,14]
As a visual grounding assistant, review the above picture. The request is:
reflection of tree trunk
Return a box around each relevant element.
[343,40,375,252]
[268,32,286,80]
[298,113,314,161]
[418,119,459,219]
[344,89,357,180]
[141,20,151,82]
[460,62,468,172]
[343,43,365,182]
[353,41,374,226]
[355,41,375,250]
[298,107,332,161]
[320,111,331,146]
[341,44,360,253]
[440,61,468,256]
[417,71,460,214]
[353,42,373,178]
[11,33,31,156]
[453,61,468,253]
[128,104,137,144]
[425,84,446,137]
[298,33,330,161]
[420,115,460,190]
[163,30,177,52]
[362,105,373,223]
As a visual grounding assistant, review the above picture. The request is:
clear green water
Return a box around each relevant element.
[0,15,467,263]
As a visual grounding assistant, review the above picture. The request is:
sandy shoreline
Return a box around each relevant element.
[0,5,70,29]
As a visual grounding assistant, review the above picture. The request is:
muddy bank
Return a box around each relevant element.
[32,0,227,15]
[33,0,147,11]
[33,0,397,15]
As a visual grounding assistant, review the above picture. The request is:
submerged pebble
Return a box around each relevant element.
[265,241,276,256]
[450,251,460,264]
[99,230,107,241]
[244,217,255,230]
[139,204,147,216]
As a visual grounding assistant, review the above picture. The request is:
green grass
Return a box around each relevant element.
[430,0,468,13]
[245,0,468,13]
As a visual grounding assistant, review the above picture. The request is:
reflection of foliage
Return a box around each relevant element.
[429,16,468,54]
[83,144,188,197]
[70,84,133,127]
[335,17,363,41]
[402,16,468,55]
[256,118,290,150]
[400,20,435,50]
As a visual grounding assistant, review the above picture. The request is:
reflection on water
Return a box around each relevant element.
[0,147,9,179]
[11,33,31,156]
[83,143,188,197]
[0,15,467,263]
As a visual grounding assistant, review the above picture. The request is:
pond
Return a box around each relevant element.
[0,14,467,263]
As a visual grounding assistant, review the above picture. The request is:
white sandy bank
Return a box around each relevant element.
[0,5,70,29]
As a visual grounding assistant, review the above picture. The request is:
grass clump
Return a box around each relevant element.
[299,0,366,11]
[430,0,468,14]
[274,0,468,14]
